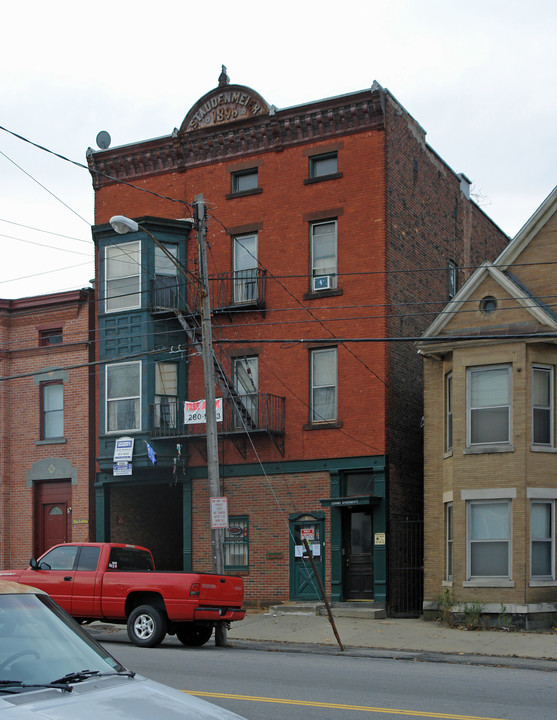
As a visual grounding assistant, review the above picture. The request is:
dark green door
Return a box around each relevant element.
[289,514,325,600]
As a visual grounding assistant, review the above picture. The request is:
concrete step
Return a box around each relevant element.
[268,602,386,619]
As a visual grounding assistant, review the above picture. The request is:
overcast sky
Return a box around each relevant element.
[1,0,555,299]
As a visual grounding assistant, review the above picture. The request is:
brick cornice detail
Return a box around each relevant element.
[88,91,385,190]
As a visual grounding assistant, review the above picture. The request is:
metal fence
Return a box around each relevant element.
[388,518,424,617]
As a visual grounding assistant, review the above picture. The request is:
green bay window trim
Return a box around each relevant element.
[530,500,555,579]
[532,365,553,446]
[106,361,141,433]
[41,381,64,439]
[310,220,338,292]
[105,241,141,312]
[467,364,512,447]
[224,517,249,570]
[466,499,512,581]
[310,347,338,423]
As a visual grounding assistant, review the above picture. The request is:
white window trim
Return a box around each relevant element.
[445,372,453,452]
[465,497,513,585]
[310,220,338,289]
[445,502,453,582]
[310,347,338,423]
[532,364,554,448]
[466,364,512,448]
[105,240,141,313]
[528,490,556,584]
[105,361,142,434]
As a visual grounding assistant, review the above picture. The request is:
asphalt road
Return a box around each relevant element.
[100,637,557,720]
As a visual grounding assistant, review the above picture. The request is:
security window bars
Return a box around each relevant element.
[311,220,337,290]
[41,381,63,439]
[531,500,554,579]
[467,500,511,579]
[105,241,141,312]
[224,517,249,570]
[467,365,511,446]
[532,366,553,446]
[106,361,141,432]
[310,347,337,423]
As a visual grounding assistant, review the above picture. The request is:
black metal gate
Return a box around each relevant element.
[388,518,423,617]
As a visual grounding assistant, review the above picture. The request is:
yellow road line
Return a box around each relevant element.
[186,690,509,720]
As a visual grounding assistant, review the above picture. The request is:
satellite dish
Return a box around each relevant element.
[96,131,111,149]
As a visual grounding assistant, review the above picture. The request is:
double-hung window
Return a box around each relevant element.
[233,234,258,304]
[224,517,249,570]
[467,364,511,446]
[105,241,141,312]
[532,366,553,446]
[445,372,453,452]
[233,356,258,428]
[154,244,178,309]
[445,502,454,581]
[530,500,555,579]
[106,361,141,432]
[154,362,178,431]
[41,381,63,439]
[311,220,337,291]
[310,347,337,423]
[467,499,511,580]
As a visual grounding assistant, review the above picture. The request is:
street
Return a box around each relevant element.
[98,637,557,720]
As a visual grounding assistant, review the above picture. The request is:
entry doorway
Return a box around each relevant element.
[342,509,373,599]
[289,513,325,601]
[34,480,72,557]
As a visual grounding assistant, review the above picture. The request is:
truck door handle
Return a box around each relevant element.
[64,576,72,582]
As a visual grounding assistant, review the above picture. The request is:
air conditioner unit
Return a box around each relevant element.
[313,275,333,291]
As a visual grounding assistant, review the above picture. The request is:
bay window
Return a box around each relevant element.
[106,361,141,432]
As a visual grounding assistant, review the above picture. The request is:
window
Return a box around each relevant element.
[310,347,337,423]
[479,295,497,315]
[311,220,337,291]
[41,381,63,439]
[39,545,78,571]
[231,168,258,194]
[39,328,63,346]
[467,500,511,579]
[105,241,141,312]
[106,361,141,432]
[154,243,178,309]
[154,362,178,431]
[77,546,100,572]
[531,500,554,579]
[448,260,458,299]
[532,366,553,446]
[445,503,453,581]
[309,152,338,179]
[233,234,258,304]
[445,372,453,452]
[467,365,511,446]
[233,356,258,428]
[224,517,249,570]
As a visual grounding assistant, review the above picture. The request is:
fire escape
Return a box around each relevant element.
[148,271,285,457]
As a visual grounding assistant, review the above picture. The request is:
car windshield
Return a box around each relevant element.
[0,592,125,691]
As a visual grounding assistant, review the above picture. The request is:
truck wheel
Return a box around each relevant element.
[127,604,167,648]
[175,623,213,647]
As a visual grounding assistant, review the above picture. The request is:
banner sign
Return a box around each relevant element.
[184,398,223,425]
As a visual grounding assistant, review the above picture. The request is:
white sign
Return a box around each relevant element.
[113,461,132,477]
[210,497,229,529]
[113,436,134,462]
[184,398,223,425]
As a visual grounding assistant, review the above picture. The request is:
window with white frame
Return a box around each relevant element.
[233,234,258,304]
[531,500,555,579]
[154,244,178,309]
[105,241,141,312]
[467,365,511,446]
[532,365,553,446]
[233,356,258,428]
[467,499,511,579]
[41,381,64,439]
[445,502,454,581]
[445,372,453,452]
[310,347,337,423]
[311,220,337,291]
[106,361,141,432]
[224,517,249,570]
[154,362,177,431]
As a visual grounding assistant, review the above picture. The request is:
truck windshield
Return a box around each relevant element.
[107,548,154,571]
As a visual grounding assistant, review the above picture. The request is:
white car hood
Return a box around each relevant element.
[0,675,244,719]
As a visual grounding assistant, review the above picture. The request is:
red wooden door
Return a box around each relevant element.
[35,481,72,557]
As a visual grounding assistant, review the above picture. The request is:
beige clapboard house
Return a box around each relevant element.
[419,186,557,628]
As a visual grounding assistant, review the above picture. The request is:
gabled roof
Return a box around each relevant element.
[419,185,557,348]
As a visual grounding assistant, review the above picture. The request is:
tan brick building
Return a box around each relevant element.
[419,186,557,627]
[0,289,95,569]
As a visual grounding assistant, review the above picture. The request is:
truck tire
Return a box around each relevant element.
[175,622,213,647]
[127,604,167,648]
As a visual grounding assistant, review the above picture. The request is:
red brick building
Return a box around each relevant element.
[88,71,508,611]
[0,289,95,569]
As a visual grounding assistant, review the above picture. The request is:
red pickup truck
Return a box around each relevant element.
[0,542,245,648]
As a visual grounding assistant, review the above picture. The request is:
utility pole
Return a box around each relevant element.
[194,194,227,647]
